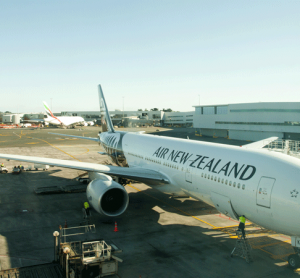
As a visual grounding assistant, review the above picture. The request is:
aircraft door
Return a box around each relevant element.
[185,168,192,183]
[256,177,276,208]
[210,192,239,220]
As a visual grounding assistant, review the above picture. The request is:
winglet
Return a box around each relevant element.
[98,85,115,132]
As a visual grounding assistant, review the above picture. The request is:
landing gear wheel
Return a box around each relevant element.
[288,254,300,269]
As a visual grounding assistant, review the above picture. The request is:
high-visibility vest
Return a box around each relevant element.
[239,216,246,224]
[0,163,4,167]
[84,202,90,209]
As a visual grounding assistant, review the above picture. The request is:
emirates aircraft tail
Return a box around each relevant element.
[43,101,63,124]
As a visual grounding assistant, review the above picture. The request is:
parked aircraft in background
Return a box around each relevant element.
[22,102,85,128]
[43,102,85,127]
[1,85,300,268]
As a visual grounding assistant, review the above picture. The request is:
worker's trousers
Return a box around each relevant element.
[238,222,245,238]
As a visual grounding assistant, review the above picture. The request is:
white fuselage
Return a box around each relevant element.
[45,116,85,126]
[101,131,300,237]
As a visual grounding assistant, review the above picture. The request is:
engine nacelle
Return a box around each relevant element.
[86,173,129,217]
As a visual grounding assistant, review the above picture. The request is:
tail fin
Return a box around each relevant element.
[43,101,55,118]
[98,85,115,132]
[43,101,62,123]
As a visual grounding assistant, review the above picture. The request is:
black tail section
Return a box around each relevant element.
[98,85,115,133]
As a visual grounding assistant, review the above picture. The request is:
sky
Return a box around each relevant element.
[0,0,299,113]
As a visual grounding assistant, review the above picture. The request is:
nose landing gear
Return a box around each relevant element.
[288,253,300,269]
[289,239,300,269]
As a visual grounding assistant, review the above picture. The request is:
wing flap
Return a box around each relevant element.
[0,154,169,184]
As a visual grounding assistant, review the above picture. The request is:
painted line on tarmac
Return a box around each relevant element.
[63,145,90,155]
[25,142,40,144]
[13,132,21,138]
[32,137,81,161]
[127,183,290,262]
[127,183,217,229]
[213,223,252,229]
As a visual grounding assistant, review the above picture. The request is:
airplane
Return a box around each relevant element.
[1,85,300,268]
[22,102,86,128]
[43,101,85,128]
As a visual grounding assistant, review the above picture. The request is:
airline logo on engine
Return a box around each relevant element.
[153,146,256,181]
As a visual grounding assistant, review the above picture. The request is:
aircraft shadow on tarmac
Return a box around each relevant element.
[0,173,298,277]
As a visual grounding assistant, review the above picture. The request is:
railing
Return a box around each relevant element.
[267,139,300,158]
[82,241,112,263]
[60,224,96,243]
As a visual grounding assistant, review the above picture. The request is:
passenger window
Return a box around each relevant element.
[205,174,207,178]
[229,181,232,186]
[214,176,217,181]
[233,182,236,187]
[218,178,220,182]
[208,175,210,179]
[211,175,213,180]
[237,183,240,189]
[221,179,224,183]
[201,173,203,177]
[242,184,245,190]
[225,180,228,185]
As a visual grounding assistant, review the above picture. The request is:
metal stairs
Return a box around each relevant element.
[231,231,253,263]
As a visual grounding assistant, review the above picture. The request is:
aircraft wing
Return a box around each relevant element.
[48,133,100,142]
[0,153,169,184]
[242,137,278,149]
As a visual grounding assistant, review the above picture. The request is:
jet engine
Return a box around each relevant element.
[86,173,129,217]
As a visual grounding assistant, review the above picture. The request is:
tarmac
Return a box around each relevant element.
[0,126,299,277]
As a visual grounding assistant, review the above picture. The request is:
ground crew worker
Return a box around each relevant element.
[0,163,4,167]
[84,201,90,218]
[238,215,246,238]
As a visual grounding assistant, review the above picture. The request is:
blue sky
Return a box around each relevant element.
[0,1,299,113]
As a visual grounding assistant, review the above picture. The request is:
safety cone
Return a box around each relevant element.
[114,221,118,232]
[64,220,68,228]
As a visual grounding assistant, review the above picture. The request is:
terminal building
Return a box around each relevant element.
[61,110,194,127]
[193,102,300,141]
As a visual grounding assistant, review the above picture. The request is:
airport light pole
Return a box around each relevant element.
[122,97,124,119]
